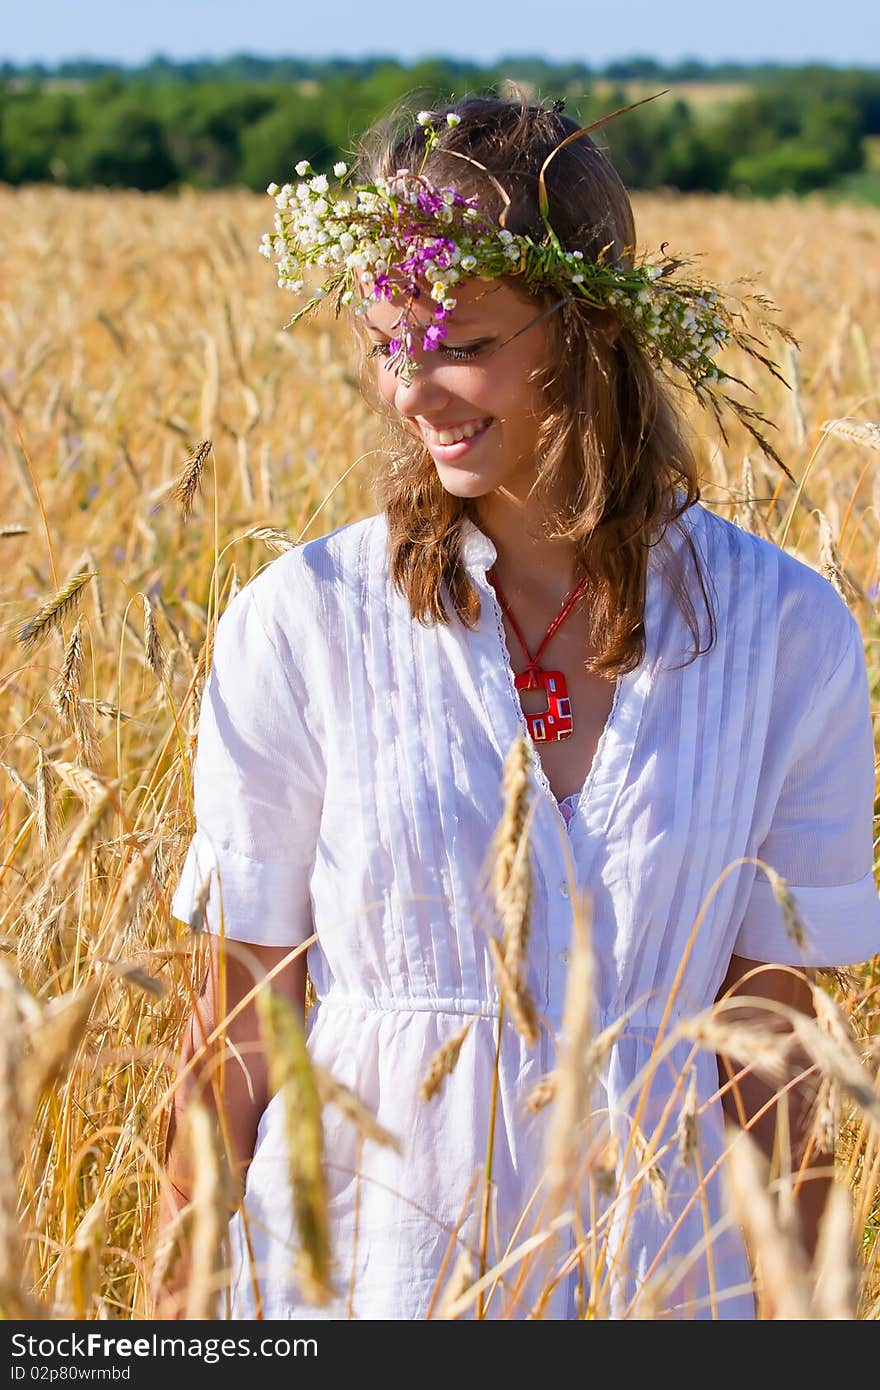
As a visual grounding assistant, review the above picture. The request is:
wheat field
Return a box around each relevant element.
[1,183,879,1319]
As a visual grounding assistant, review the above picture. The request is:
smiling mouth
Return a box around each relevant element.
[421,417,493,446]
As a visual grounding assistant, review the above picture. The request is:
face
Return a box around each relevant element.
[361,277,556,503]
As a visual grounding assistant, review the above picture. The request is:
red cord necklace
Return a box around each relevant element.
[487,567,591,743]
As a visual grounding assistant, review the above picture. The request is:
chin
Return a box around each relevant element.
[433,468,499,498]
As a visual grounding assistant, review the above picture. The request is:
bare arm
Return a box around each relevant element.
[715,953,830,1261]
[152,935,308,1316]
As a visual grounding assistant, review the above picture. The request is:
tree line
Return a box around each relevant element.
[1,56,878,200]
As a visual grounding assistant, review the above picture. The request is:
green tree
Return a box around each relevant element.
[66,96,178,189]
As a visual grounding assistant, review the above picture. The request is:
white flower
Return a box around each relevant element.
[266,181,280,196]
[442,297,457,311]
[431,281,448,300]
[339,232,355,253]
[446,113,461,127]
[377,237,392,255]
[341,289,354,304]
[333,161,348,177]
[571,273,584,284]
[460,254,477,271]
[417,110,433,126]
[295,160,310,177]
[497,229,515,244]
[291,280,304,294]
[309,174,329,194]
[312,197,328,217]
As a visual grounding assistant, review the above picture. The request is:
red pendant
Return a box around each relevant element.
[514,666,573,742]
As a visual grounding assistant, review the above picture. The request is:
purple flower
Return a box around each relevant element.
[389,337,402,356]
[373,274,393,300]
[422,323,448,351]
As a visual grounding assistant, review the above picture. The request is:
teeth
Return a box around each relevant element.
[434,420,487,445]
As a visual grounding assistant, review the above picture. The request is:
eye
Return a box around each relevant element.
[440,342,485,361]
[366,342,390,359]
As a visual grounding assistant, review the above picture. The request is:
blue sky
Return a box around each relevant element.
[4,0,879,67]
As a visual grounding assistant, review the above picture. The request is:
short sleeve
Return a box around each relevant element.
[170,569,325,946]
[734,608,880,967]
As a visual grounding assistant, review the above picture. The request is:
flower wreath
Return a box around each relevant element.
[259,103,795,471]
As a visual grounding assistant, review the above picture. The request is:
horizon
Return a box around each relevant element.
[3,50,879,75]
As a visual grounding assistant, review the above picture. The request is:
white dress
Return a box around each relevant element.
[171,492,880,1320]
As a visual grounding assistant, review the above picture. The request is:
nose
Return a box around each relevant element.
[392,351,451,418]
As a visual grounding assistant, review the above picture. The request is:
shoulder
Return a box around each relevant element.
[676,498,858,679]
[217,512,388,642]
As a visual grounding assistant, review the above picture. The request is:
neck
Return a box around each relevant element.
[474,489,581,603]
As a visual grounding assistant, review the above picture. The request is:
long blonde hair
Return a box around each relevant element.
[351,94,716,677]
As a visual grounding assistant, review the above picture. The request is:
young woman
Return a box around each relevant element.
[157,97,880,1319]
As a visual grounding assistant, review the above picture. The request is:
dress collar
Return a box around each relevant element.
[458,517,498,573]
[458,488,692,577]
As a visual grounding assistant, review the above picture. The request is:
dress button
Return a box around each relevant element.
[557,948,571,965]
[559,882,570,898]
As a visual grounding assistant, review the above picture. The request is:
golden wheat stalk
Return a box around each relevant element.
[811,1182,859,1319]
[523,1072,558,1113]
[21,984,99,1119]
[50,759,110,807]
[435,1248,476,1320]
[51,793,114,885]
[314,1066,401,1148]
[0,968,39,1318]
[763,865,809,950]
[491,735,534,972]
[821,418,880,452]
[65,1196,108,1319]
[631,1124,670,1221]
[790,1012,880,1126]
[723,1128,811,1318]
[50,616,84,725]
[244,526,297,553]
[676,1010,793,1085]
[257,990,334,1305]
[140,594,165,679]
[1,759,34,807]
[418,1020,474,1102]
[487,936,539,1047]
[17,573,95,653]
[35,748,55,856]
[544,888,597,1200]
[676,1068,700,1169]
[818,510,857,604]
[172,439,213,522]
[184,1101,229,1320]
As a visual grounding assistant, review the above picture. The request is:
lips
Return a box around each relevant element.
[421,417,493,446]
